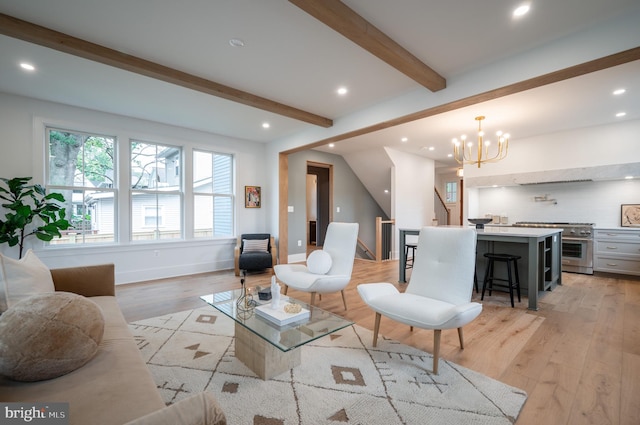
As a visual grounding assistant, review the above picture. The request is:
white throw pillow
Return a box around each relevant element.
[0,249,55,313]
[306,250,333,274]
[243,239,269,252]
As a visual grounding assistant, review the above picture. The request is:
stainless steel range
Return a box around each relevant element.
[513,222,594,274]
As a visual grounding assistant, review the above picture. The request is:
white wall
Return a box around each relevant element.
[463,119,640,227]
[0,93,269,284]
[386,147,435,257]
[464,119,640,181]
[474,179,639,228]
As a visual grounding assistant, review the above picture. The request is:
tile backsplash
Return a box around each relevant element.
[472,179,639,228]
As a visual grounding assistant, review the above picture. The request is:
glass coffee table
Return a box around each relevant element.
[201,289,353,380]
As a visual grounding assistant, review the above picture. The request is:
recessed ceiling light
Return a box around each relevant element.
[401,137,408,142]
[328,143,335,148]
[625,175,634,180]
[262,122,270,129]
[337,87,348,96]
[384,189,389,194]
[447,153,453,158]
[616,112,626,117]
[613,88,626,95]
[19,62,35,71]
[513,4,530,17]
[229,38,245,47]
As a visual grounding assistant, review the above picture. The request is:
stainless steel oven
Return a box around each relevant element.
[513,222,594,274]
[561,237,593,274]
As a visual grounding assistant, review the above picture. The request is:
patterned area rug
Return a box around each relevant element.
[129,307,527,425]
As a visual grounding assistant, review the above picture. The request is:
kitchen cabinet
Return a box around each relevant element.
[594,228,640,276]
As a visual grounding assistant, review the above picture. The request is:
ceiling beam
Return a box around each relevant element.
[0,13,333,128]
[284,46,640,154]
[289,0,446,92]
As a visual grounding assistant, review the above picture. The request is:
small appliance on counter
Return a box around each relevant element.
[484,213,509,225]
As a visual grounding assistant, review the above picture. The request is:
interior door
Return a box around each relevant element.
[307,164,330,247]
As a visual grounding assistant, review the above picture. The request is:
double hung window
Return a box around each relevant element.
[130,141,183,240]
[46,128,116,244]
[193,150,234,237]
[445,181,458,203]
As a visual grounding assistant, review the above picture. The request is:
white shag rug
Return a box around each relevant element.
[129,307,527,425]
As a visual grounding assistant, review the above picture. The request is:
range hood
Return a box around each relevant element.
[465,162,639,188]
[519,179,592,186]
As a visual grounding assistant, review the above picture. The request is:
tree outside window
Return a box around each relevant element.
[46,128,116,244]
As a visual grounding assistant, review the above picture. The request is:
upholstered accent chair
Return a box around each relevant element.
[274,222,359,309]
[357,226,482,374]
[234,234,277,276]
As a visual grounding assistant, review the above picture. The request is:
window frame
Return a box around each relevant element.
[44,126,118,246]
[445,181,458,203]
[129,140,184,242]
[192,148,235,238]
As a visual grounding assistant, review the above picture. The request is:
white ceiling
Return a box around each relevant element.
[1,0,639,174]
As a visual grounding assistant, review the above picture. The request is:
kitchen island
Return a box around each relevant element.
[399,226,563,310]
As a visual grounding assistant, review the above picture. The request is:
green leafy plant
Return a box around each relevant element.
[0,177,71,258]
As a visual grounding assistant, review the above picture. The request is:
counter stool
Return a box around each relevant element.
[405,242,418,270]
[474,249,479,293]
[474,269,479,293]
[481,253,521,308]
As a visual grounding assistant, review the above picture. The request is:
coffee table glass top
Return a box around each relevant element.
[201,289,353,352]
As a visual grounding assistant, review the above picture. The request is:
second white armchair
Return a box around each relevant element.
[357,226,482,374]
[274,222,359,309]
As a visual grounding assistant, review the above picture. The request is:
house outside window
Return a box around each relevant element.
[143,205,163,227]
[193,150,234,237]
[46,127,116,245]
[131,141,182,241]
[445,181,457,203]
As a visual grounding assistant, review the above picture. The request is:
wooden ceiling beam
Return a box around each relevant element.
[0,13,333,128]
[289,0,446,92]
[283,46,640,154]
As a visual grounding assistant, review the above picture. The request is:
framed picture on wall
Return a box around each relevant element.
[621,204,640,227]
[245,186,261,208]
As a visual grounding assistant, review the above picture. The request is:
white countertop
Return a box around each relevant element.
[475,225,562,237]
[402,225,563,237]
[415,225,562,237]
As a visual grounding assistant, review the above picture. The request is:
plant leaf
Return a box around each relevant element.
[44,192,65,202]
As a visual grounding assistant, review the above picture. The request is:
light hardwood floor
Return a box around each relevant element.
[116,259,640,425]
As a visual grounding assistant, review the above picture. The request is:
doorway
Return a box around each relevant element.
[307,162,332,247]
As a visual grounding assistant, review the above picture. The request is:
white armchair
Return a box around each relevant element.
[274,222,359,309]
[357,226,482,374]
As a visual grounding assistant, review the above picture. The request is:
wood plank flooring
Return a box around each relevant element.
[116,259,640,425]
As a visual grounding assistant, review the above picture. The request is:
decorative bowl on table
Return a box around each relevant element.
[468,218,493,229]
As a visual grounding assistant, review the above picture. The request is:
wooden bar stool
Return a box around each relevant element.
[481,253,521,307]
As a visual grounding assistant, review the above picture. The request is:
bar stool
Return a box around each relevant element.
[405,242,417,270]
[481,253,521,307]
[473,249,479,293]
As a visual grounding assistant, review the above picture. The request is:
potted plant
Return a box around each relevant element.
[0,177,71,258]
